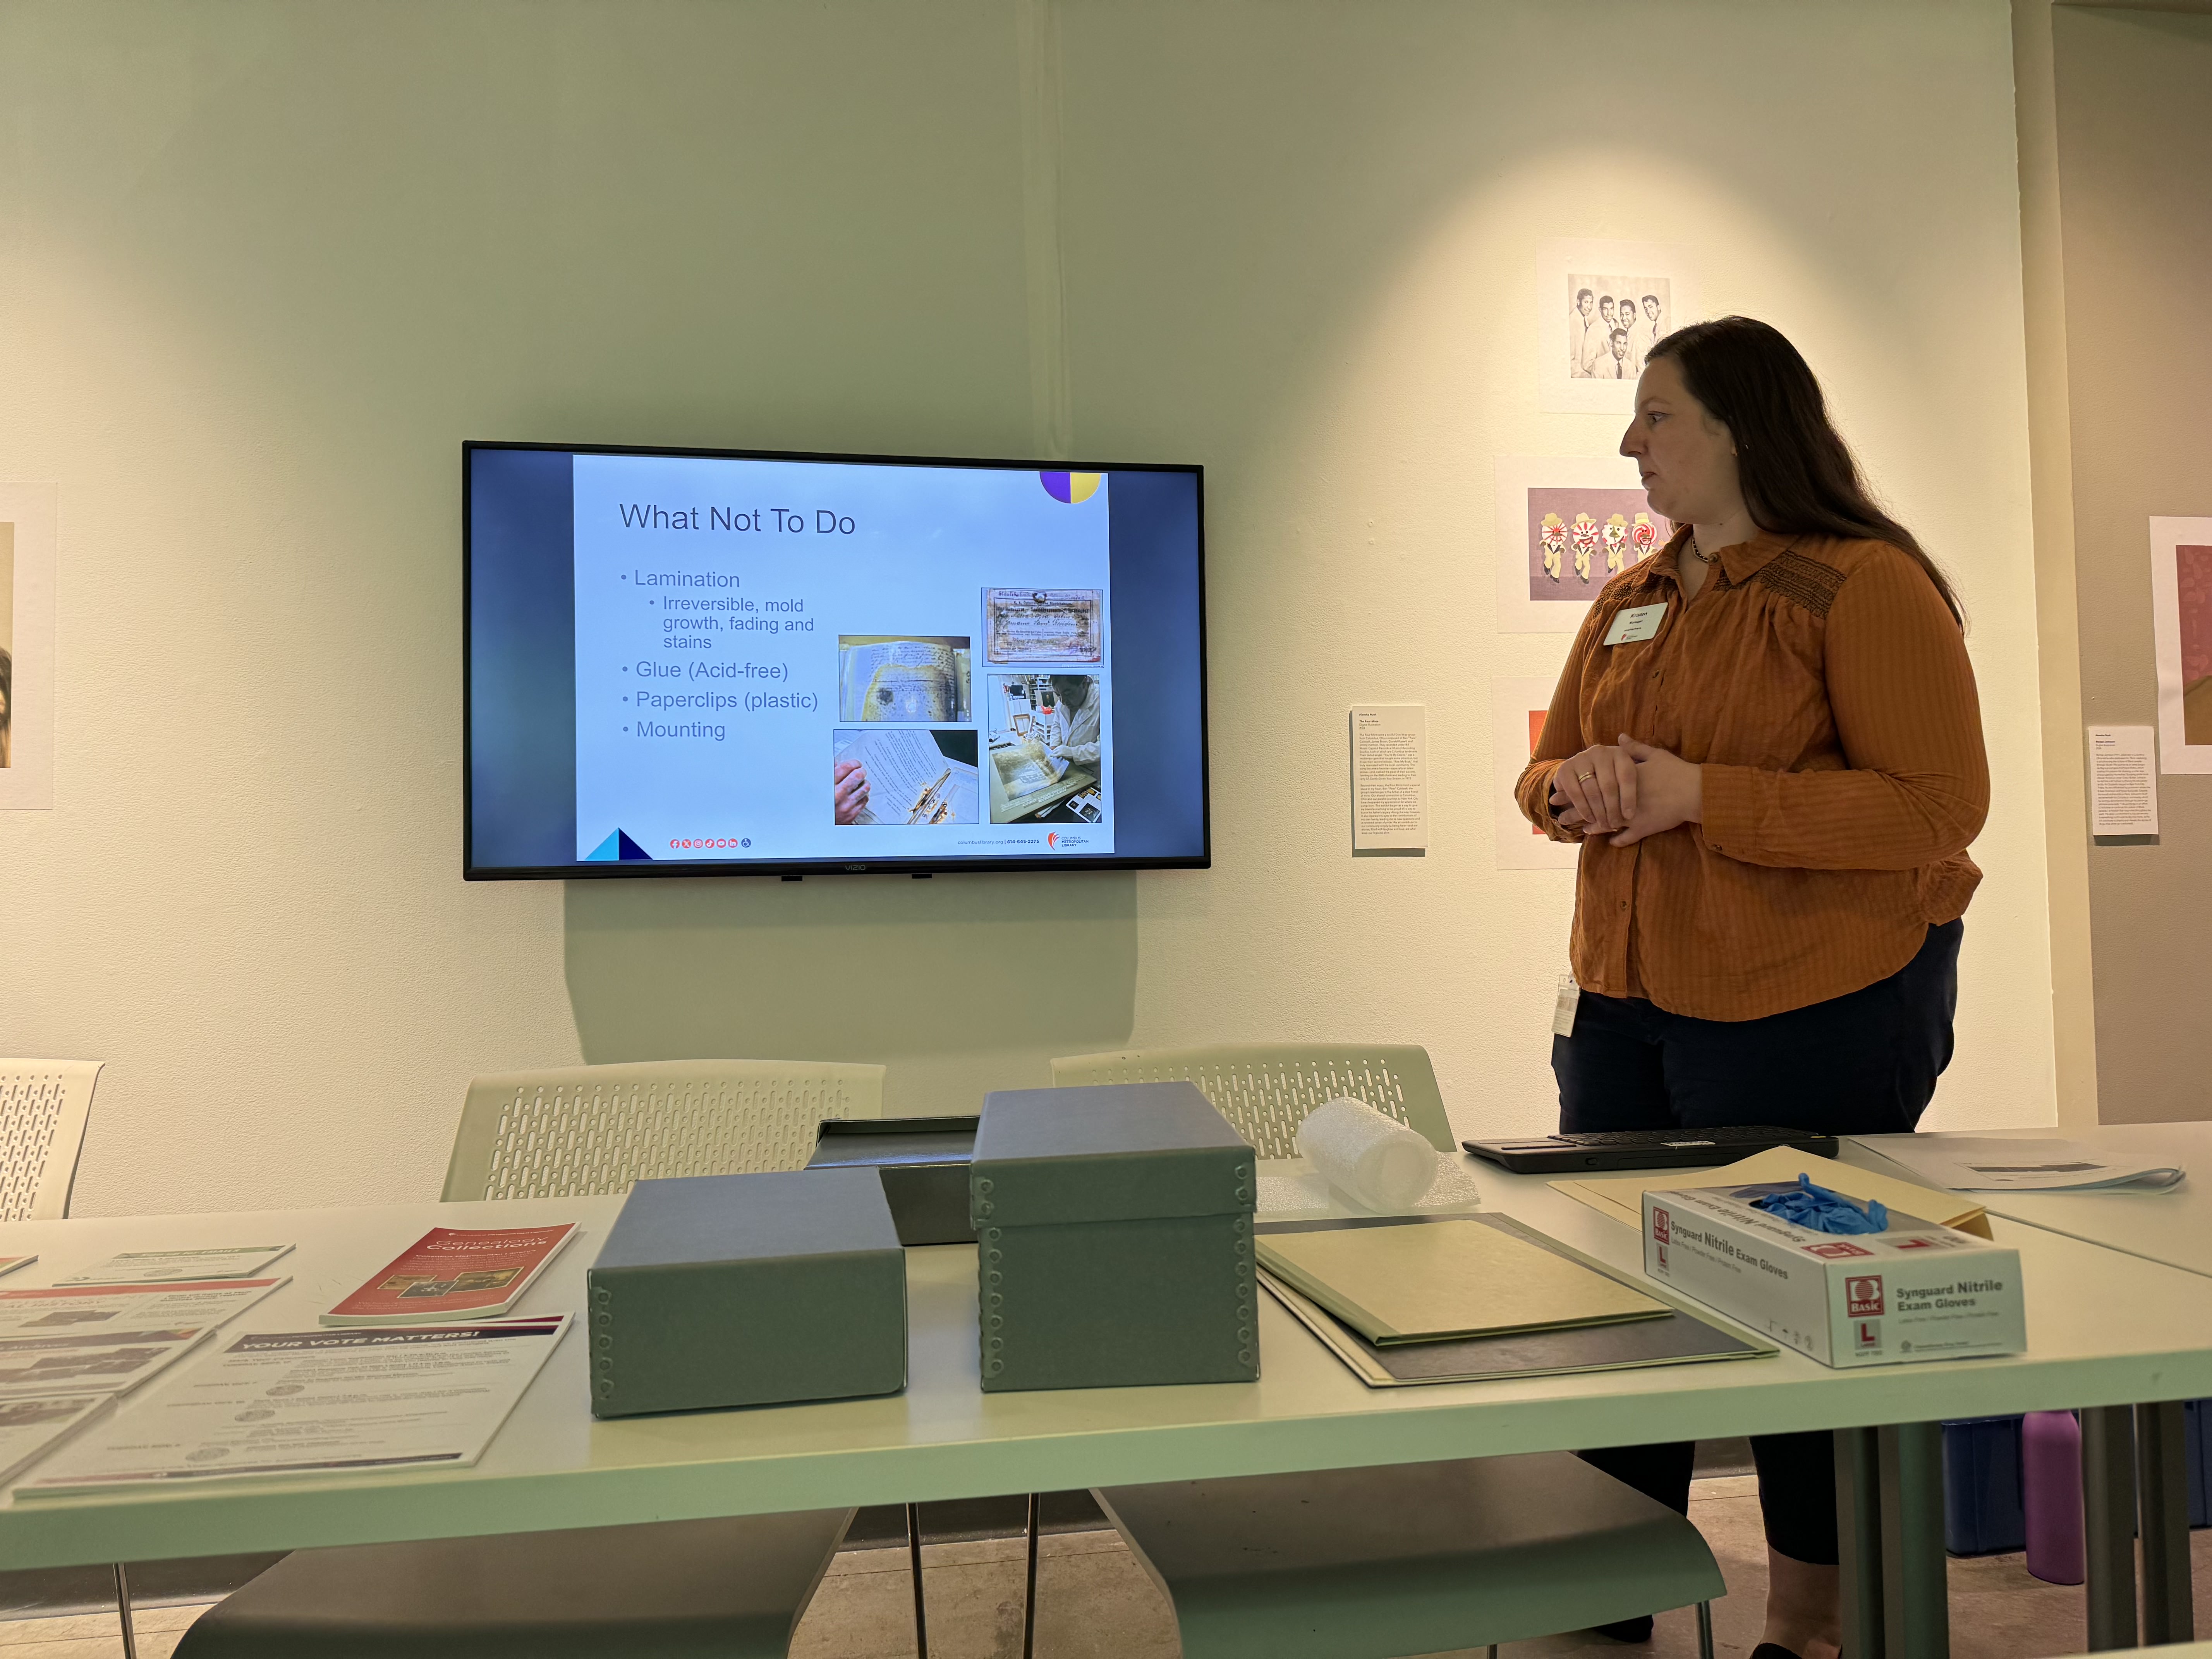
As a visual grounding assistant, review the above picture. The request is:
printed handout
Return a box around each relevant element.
[0,1279,287,1341]
[19,1315,571,1495]
[832,729,979,826]
[836,635,972,723]
[0,1278,288,1399]
[58,1245,295,1286]
[984,588,1102,663]
[0,1394,116,1488]
[323,1226,576,1326]
[1870,1137,2186,1194]
[0,1326,213,1399]
[2148,517,2212,773]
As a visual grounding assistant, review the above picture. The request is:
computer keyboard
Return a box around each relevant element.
[1460,1124,1839,1174]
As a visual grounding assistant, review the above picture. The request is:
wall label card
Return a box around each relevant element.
[0,483,57,811]
[1350,704,1426,852]
[2087,726,2159,836]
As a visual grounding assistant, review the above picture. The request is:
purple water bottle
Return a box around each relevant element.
[2023,1410,2085,1585]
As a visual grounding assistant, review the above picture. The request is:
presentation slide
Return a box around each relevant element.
[571,455,1116,863]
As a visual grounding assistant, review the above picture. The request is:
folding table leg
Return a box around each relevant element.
[112,1564,138,1659]
[907,1502,930,1659]
[1022,1492,1041,1659]
[2081,1404,2138,1651]
[2135,1401,2195,1647]
[1877,1422,1949,1659]
[1835,1426,1887,1659]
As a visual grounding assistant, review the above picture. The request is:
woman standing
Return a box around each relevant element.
[1515,317,1988,1659]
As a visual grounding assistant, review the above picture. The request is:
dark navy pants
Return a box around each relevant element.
[1557,920,1963,1564]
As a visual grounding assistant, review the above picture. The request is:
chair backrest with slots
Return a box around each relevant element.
[442,1059,888,1202]
[0,1060,104,1222]
[1048,1044,1451,1159]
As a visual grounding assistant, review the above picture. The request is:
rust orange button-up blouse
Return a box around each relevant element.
[1515,528,1989,1023]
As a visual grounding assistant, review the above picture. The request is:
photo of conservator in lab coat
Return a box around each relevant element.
[986,673,1103,823]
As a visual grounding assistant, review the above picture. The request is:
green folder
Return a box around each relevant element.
[1255,1215,1669,1346]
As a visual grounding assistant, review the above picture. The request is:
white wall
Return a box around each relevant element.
[0,0,2054,1218]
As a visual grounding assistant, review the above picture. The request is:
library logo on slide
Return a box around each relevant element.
[1040,471,1102,505]
[1045,831,1092,851]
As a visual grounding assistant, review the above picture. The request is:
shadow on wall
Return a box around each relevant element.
[563,872,1139,1118]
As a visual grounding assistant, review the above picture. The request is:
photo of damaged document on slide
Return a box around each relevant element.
[833,729,979,826]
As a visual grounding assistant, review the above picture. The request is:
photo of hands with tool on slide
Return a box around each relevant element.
[1548,733,1704,846]
[833,752,870,824]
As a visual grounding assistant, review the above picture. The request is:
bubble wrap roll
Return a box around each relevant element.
[1295,1096,1437,1212]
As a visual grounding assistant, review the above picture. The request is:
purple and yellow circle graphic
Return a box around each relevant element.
[1040,471,1103,505]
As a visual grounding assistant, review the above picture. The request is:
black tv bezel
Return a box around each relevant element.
[462,439,1211,881]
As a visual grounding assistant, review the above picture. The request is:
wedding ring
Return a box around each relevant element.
[1576,769,1597,782]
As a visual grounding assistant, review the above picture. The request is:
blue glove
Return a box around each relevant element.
[1750,1173,1889,1235]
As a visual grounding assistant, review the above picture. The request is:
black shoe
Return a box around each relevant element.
[1592,1614,1654,1643]
[1750,1645,1805,1659]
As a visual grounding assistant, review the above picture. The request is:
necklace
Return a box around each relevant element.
[1688,533,1717,566]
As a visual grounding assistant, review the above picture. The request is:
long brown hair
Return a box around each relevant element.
[1646,316,1963,625]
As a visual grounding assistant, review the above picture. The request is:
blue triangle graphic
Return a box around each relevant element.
[616,831,653,861]
[584,830,622,862]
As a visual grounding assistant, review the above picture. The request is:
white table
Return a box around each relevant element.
[4,1171,2210,1659]
[1849,1124,2212,1651]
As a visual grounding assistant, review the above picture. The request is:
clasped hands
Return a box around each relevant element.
[1549,732,1703,847]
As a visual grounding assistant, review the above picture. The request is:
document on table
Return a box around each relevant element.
[0,1279,286,1340]
[58,1245,295,1285]
[19,1314,571,1496]
[1869,1137,2186,1194]
[0,1279,287,1399]
[0,1395,117,1487]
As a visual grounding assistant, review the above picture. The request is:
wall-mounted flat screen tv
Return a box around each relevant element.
[465,443,1208,878]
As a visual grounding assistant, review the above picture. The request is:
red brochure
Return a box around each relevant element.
[321,1224,577,1327]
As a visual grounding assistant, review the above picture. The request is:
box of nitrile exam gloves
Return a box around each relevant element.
[1641,1183,2025,1368]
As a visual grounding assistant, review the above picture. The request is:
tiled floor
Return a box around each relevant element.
[0,1599,201,1659]
[8,1487,2209,1658]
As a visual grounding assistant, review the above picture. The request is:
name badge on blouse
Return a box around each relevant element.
[1603,602,1667,646]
